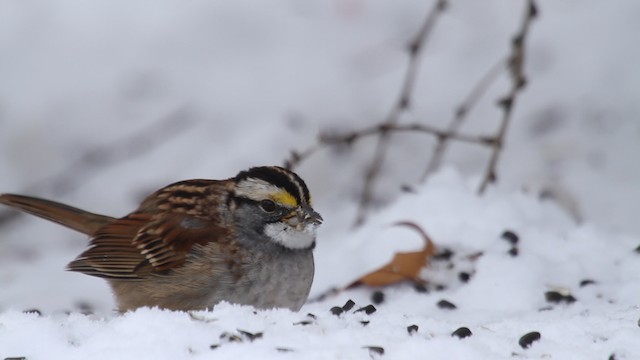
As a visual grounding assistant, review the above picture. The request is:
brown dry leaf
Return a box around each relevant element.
[347,221,436,288]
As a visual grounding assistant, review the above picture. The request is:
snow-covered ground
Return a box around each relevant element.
[1,1,639,359]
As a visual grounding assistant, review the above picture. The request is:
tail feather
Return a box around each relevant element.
[0,194,115,235]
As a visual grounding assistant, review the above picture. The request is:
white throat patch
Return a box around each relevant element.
[264,222,318,250]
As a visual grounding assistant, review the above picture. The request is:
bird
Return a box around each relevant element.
[0,166,322,312]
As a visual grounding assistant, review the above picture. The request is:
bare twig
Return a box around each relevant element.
[0,108,195,227]
[284,122,493,171]
[421,58,506,181]
[321,123,490,146]
[285,0,537,224]
[285,0,449,226]
[354,0,448,226]
[477,0,537,194]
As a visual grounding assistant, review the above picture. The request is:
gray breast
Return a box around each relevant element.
[205,248,314,311]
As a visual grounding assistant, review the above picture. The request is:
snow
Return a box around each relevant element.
[1,0,639,359]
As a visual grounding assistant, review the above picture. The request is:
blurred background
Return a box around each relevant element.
[0,0,638,312]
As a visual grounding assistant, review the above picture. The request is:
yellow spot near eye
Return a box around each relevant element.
[271,191,298,207]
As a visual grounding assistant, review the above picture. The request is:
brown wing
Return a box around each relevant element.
[68,211,229,279]
[67,179,231,280]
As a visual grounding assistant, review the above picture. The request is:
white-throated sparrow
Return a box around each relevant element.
[0,166,322,312]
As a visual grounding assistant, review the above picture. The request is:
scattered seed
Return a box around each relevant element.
[356,305,377,315]
[458,272,471,283]
[400,184,415,193]
[433,248,454,261]
[75,301,95,315]
[237,330,263,342]
[608,353,616,360]
[276,348,294,353]
[306,313,317,319]
[435,284,447,291]
[508,247,519,257]
[363,346,385,356]
[209,344,220,350]
[579,279,596,287]
[437,300,457,310]
[634,245,640,254]
[360,321,370,326]
[219,332,242,342]
[22,309,42,316]
[330,306,344,316]
[372,291,385,304]
[414,284,429,293]
[342,299,356,311]
[545,291,577,304]
[501,230,519,244]
[451,327,472,339]
[407,325,419,335]
[4,357,27,360]
[519,331,541,349]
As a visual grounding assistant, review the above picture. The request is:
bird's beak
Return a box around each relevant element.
[300,205,323,226]
[286,205,323,229]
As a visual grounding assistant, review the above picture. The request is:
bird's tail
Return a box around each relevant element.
[0,194,114,235]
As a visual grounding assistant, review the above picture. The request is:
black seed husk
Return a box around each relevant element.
[545,291,576,304]
[75,301,95,315]
[458,272,471,283]
[519,331,541,349]
[501,230,519,244]
[237,330,263,341]
[342,299,356,311]
[433,248,454,261]
[437,300,457,310]
[363,346,385,355]
[407,324,419,335]
[220,332,242,342]
[451,327,472,339]
[356,305,377,315]
[330,306,344,316]
[372,291,385,304]
[508,247,519,257]
[414,284,429,293]
[579,279,596,287]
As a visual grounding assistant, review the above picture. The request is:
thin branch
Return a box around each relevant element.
[477,0,538,194]
[354,0,448,226]
[421,58,506,181]
[321,123,490,146]
[284,0,537,224]
[284,121,496,171]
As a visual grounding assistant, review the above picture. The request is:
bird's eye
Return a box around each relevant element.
[260,199,276,213]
